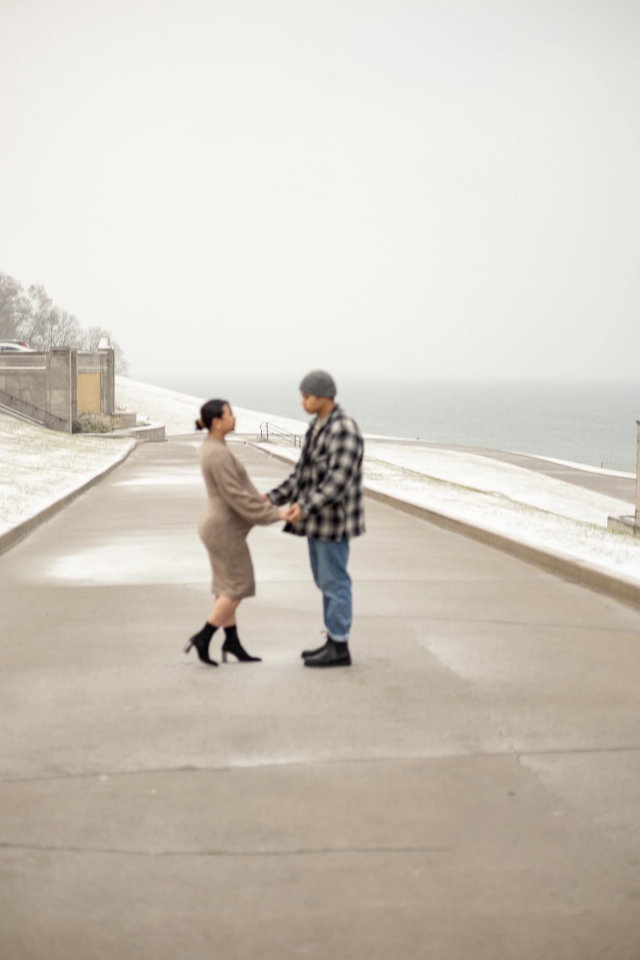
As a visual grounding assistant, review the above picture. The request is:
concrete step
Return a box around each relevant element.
[111,421,166,442]
[112,411,137,428]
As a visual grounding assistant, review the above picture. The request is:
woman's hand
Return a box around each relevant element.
[278,508,290,521]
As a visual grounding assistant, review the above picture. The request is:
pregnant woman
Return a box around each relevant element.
[185,398,288,666]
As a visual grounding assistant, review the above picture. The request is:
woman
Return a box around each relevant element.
[185,399,288,666]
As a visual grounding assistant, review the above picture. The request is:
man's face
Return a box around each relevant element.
[301,393,325,414]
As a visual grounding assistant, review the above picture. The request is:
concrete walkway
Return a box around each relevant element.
[1,438,640,959]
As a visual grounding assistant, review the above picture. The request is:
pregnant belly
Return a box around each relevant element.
[198,508,250,552]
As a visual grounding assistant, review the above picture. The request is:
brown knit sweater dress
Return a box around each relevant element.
[198,435,281,600]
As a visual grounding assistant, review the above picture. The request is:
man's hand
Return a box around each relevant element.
[283,503,304,524]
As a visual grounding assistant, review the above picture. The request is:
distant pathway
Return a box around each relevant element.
[365,438,636,503]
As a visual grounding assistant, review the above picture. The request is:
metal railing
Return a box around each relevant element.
[0,388,68,430]
[258,422,304,448]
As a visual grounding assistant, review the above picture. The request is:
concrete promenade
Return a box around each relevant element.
[1,438,640,959]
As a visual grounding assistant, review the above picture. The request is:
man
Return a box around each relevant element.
[266,370,365,667]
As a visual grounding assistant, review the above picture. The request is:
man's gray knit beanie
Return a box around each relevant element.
[299,369,337,398]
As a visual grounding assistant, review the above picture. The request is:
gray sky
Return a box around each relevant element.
[0,0,638,383]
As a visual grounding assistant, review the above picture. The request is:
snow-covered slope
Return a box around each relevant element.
[367,443,631,528]
[363,449,640,583]
[115,376,308,437]
[0,415,134,537]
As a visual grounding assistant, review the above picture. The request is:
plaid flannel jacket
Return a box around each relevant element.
[267,405,365,541]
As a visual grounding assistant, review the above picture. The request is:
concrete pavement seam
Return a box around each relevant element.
[247,441,640,615]
[0,438,139,558]
[3,744,640,785]
[0,841,450,858]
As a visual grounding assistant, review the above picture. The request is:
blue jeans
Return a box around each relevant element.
[307,538,352,643]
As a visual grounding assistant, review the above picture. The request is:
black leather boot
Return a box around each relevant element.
[185,622,219,666]
[221,625,262,663]
[304,637,351,668]
[301,636,330,659]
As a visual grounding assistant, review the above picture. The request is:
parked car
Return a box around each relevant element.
[0,340,34,352]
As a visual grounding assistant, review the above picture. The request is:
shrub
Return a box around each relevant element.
[72,413,114,434]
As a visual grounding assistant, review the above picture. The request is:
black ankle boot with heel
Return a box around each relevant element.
[221,625,262,663]
[185,623,219,665]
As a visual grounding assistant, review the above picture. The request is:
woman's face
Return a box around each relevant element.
[213,403,236,434]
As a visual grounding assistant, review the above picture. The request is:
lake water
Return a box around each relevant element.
[157,377,640,473]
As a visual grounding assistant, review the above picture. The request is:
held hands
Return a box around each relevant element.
[265,492,303,523]
[281,503,303,524]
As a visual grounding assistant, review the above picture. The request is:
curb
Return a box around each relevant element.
[112,421,166,443]
[0,440,139,558]
[247,440,640,614]
[364,487,640,613]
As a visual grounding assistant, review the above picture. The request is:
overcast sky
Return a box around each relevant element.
[0,0,638,383]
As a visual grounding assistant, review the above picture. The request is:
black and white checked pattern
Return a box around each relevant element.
[268,405,365,541]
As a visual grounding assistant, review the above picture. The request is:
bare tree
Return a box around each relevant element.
[0,272,129,374]
[78,325,129,375]
[32,310,82,352]
[0,273,32,340]
[80,326,108,351]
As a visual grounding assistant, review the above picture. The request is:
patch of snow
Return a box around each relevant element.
[45,533,207,585]
[0,415,135,537]
[115,474,203,487]
[366,443,630,528]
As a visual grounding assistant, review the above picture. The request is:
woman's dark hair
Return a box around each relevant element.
[196,399,229,431]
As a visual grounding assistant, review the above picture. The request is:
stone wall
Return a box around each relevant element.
[46,349,77,427]
[100,349,115,415]
[0,347,115,431]
[0,352,47,409]
[0,349,76,432]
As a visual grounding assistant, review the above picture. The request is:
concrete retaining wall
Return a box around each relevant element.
[0,347,115,429]
[0,349,77,432]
